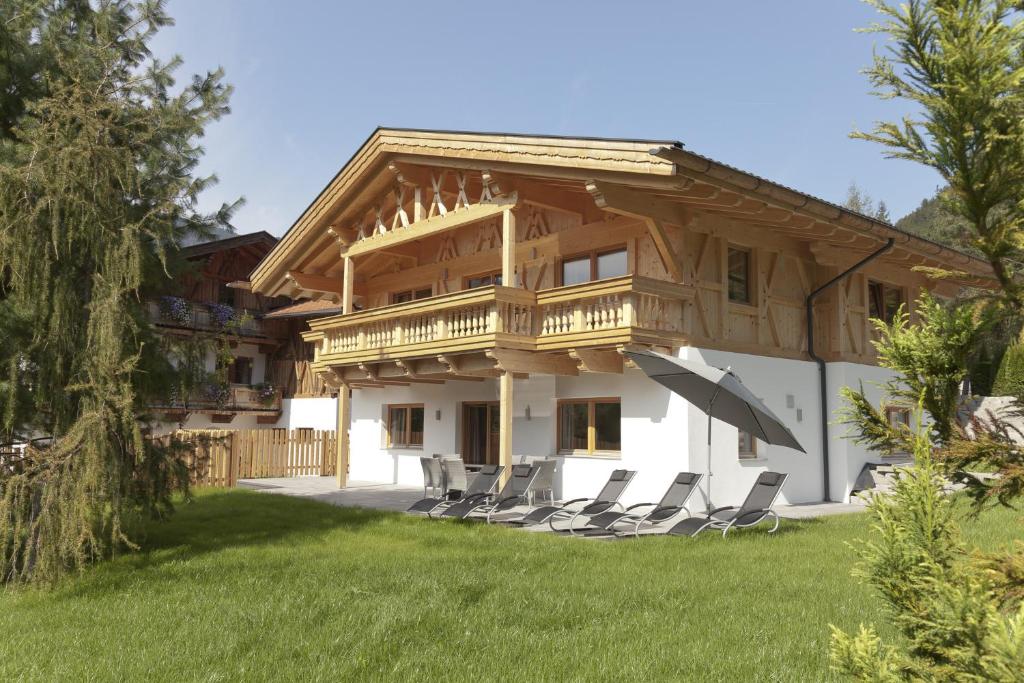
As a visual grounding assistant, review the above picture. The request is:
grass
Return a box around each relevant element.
[0,490,1020,682]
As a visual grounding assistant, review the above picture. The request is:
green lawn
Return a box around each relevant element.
[0,490,1020,682]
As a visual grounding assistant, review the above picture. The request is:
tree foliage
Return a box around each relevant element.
[855,0,1024,309]
[834,2,1024,676]
[0,0,234,583]
[830,427,1024,681]
[844,181,893,222]
[839,293,979,449]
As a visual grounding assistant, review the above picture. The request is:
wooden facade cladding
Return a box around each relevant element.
[252,128,995,385]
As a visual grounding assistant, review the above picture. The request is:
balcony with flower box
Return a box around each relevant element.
[148,297,283,347]
[152,382,283,423]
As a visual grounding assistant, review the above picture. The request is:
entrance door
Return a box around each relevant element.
[462,402,500,465]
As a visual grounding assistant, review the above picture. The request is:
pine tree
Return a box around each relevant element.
[0,0,235,583]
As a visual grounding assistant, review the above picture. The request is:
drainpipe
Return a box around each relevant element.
[806,238,894,502]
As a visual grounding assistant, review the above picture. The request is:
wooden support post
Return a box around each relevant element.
[502,207,516,287]
[341,256,354,315]
[498,371,513,483]
[335,383,351,488]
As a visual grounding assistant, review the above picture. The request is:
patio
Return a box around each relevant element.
[237,476,867,519]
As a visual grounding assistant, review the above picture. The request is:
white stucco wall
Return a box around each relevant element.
[337,347,900,508]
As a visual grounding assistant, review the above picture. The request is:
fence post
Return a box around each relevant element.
[228,431,239,487]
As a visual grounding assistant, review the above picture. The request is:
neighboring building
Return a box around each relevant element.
[246,128,994,506]
[152,231,334,431]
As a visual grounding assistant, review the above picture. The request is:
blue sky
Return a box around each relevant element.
[151,1,941,237]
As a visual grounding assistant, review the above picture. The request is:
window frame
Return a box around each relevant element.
[738,430,758,459]
[868,280,906,325]
[390,287,433,305]
[727,245,754,305]
[228,356,253,385]
[557,246,628,287]
[385,403,425,449]
[556,397,621,455]
[463,270,503,289]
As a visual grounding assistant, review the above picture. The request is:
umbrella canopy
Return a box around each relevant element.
[626,348,804,511]
[626,349,804,452]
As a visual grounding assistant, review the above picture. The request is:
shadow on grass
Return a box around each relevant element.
[56,490,395,596]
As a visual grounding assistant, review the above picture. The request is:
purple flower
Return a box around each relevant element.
[207,303,236,328]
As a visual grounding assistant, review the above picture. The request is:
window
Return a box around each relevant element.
[738,430,758,459]
[868,281,905,325]
[391,287,432,305]
[465,271,502,289]
[218,284,235,306]
[229,357,253,385]
[386,404,424,448]
[728,246,752,304]
[886,407,911,431]
[558,398,621,454]
[559,247,628,286]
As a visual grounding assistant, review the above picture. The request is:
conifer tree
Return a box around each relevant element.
[832,1,1024,676]
[0,0,235,583]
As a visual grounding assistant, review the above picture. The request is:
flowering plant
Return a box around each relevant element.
[206,303,236,329]
[158,296,192,325]
[254,382,277,406]
[201,382,231,407]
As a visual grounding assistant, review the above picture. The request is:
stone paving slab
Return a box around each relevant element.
[237,476,867,520]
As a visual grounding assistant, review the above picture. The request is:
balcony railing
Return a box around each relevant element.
[305,275,692,366]
[153,384,283,414]
[148,299,266,338]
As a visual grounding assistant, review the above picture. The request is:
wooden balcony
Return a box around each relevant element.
[147,300,274,340]
[153,384,283,419]
[303,275,692,371]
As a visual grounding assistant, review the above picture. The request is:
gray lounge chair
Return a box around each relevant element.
[440,464,540,522]
[667,471,789,538]
[577,471,703,537]
[406,463,502,516]
[505,469,636,533]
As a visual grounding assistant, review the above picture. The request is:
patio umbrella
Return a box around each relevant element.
[625,349,804,511]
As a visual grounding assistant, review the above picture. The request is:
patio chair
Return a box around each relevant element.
[527,458,557,506]
[576,471,703,537]
[439,456,468,498]
[505,469,636,533]
[667,471,789,538]
[406,463,503,516]
[419,457,444,499]
[440,464,540,523]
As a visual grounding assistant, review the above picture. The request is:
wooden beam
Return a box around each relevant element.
[341,256,354,314]
[498,371,513,485]
[643,217,684,282]
[502,208,516,287]
[569,348,623,374]
[287,271,344,298]
[487,349,578,376]
[436,353,500,377]
[344,194,518,258]
[335,383,351,488]
[585,180,693,227]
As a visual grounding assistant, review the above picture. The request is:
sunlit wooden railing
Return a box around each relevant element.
[535,276,689,348]
[305,276,691,365]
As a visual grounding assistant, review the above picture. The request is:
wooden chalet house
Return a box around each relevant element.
[153,231,334,430]
[248,128,993,506]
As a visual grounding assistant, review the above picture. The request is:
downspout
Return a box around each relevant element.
[806,238,894,502]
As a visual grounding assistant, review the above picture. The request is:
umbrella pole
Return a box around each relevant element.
[706,386,721,515]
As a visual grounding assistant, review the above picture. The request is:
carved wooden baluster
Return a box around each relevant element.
[391,185,409,231]
[453,172,470,211]
[429,172,447,218]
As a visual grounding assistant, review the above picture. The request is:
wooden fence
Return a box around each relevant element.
[173,428,337,487]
